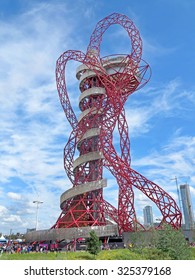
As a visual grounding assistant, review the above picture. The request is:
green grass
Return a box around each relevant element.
[1,248,195,260]
[0,251,92,260]
[0,249,142,260]
[190,247,195,259]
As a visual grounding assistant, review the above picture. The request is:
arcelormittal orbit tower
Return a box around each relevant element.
[53,13,182,236]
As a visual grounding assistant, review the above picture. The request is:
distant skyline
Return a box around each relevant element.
[0,0,195,234]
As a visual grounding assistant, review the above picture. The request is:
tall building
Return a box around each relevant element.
[52,12,181,238]
[143,205,154,227]
[180,184,194,230]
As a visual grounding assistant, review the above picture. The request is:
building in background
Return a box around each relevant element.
[143,205,154,227]
[180,184,194,230]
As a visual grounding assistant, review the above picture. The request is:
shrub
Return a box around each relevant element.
[87,230,101,257]
[155,224,192,260]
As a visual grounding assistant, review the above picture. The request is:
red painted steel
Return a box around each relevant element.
[52,13,182,233]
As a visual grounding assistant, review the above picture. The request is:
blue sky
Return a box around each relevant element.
[0,0,195,235]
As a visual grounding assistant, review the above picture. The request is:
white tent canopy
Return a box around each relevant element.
[0,234,7,242]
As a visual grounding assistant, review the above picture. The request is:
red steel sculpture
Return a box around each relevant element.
[53,13,182,234]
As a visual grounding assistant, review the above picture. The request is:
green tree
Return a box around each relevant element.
[87,230,101,257]
[156,223,192,260]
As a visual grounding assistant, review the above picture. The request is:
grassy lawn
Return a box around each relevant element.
[1,248,195,260]
[0,249,141,260]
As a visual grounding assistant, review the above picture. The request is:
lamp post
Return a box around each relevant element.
[33,200,43,230]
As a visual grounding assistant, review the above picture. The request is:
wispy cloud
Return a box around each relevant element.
[0,2,82,232]
[133,133,195,190]
[7,192,22,200]
[124,79,195,137]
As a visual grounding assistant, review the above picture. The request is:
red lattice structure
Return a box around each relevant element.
[53,13,182,234]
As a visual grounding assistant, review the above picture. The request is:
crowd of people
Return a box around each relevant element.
[0,242,50,254]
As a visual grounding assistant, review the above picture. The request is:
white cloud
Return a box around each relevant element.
[0,205,8,216]
[190,187,195,197]
[125,79,186,137]
[132,134,195,198]
[7,192,22,200]
[126,107,151,136]
[0,2,81,233]
[3,215,23,223]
